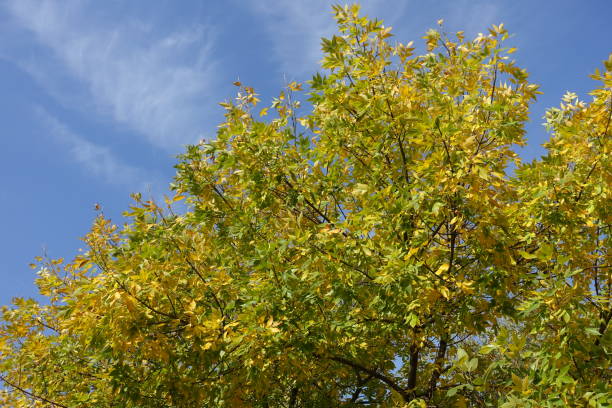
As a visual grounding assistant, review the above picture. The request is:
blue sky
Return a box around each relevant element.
[0,0,610,306]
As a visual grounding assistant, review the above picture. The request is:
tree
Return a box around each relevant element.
[1,5,610,407]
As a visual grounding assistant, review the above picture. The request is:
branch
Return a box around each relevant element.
[0,375,69,408]
[601,95,612,141]
[283,177,339,230]
[212,184,235,211]
[310,243,374,281]
[114,279,175,320]
[384,98,410,184]
[595,308,612,346]
[318,355,411,402]
[427,337,448,398]
[407,344,419,394]
[575,160,599,202]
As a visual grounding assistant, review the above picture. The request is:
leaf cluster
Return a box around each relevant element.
[1,5,610,407]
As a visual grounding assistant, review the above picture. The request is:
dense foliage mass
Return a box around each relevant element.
[1,5,610,407]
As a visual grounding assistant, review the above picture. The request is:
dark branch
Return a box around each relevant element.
[0,375,69,408]
[318,354,411,402]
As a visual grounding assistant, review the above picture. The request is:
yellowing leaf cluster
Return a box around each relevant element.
[1,6,610,408]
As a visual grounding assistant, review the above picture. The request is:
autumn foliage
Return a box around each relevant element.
[1,5,610,407]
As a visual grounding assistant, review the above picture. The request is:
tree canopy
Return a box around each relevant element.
[1,5,610,407]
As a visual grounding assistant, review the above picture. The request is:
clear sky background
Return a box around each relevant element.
[0,0,610,306]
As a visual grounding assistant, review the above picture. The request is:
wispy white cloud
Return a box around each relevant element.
[245,1,504,79]
[245,1,336,77]
[35,107,155,191]
[4,0,219,150]
[245,1,409,78]
[443,0,501,37]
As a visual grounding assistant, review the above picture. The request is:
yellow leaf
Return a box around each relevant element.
[404,247,419,260]
[266,317,280,333]
[436,263,450,275]
[511,373,522,388]
[172,194,186,202]
[455,396,467,408]
[233,81,241,87]
[439,286,450,299]
[74,258,88,269]
[518,250,537,260]
[123,296,137,313]
[259,107,269,117]
[288,81,302,91]
[457,280,474,294]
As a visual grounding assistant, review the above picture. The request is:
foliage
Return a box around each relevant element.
[1,5,610,407]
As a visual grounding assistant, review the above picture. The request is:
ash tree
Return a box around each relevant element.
[1,5,610,407]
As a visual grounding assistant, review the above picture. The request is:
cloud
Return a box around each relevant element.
[35,108,155,191]
[245,1,409,78]
[245,1,337,77]
[245,1,504,78]
[4,0,219,150]
[443,0,501,36]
